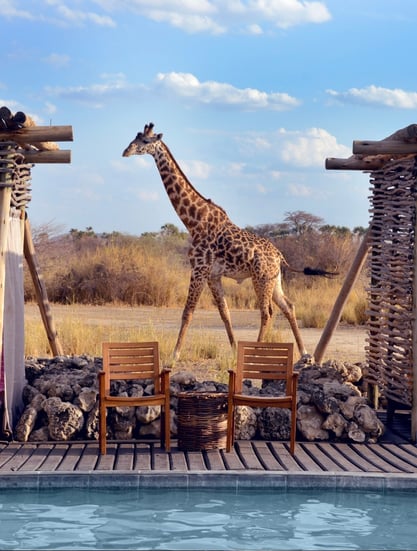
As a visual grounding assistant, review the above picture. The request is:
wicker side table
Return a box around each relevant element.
[177,391,228,451]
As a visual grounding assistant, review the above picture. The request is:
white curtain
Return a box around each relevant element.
[2,215,25,436]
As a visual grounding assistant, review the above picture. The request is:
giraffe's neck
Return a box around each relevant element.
[152,141,230,235]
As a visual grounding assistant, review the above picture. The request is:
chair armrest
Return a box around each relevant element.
[98,370,106,396]
[160,368,171,393]
[290,371,299,394]
[228,370,236,393]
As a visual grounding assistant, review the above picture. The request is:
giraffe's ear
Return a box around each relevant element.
[157,133,163,139]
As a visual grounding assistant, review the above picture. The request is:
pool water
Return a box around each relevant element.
[0,486,416,550]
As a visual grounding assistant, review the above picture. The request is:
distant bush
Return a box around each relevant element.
[25,218,368,328]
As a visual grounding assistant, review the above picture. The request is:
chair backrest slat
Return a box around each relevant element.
[236,341,294,389]
[102,342,160,391]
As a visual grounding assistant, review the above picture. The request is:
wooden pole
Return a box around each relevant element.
[23,217,63,356]
[0,147,14,373]
[412,195,417,442]
[314,230,371,364]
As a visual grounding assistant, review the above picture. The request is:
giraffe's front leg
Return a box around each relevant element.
[173,270,207,361]
[208,276,236,349]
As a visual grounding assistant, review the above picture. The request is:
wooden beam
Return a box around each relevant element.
[314,230,370,364]
[21,149,71,164]
[23,217,63,356]
[353,140,417,155]
[0,125,73,144]
[325,155,392,171]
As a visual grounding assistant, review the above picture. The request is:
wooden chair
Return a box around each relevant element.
[226,341,298,455]
[98,342,171,454]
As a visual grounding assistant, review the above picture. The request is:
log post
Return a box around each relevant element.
[412,194,417,442]
[0,145,14,370]
[314,230,371,364]
[23,217,63,356]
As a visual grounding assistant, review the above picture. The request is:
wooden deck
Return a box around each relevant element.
[1,439,417,475]
[0,411,415,486]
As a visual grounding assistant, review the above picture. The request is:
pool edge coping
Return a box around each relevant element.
[1,470,417,491]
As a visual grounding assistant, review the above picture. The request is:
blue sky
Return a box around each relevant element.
[1,0,416,235]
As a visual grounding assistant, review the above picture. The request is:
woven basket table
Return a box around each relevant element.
[177,391,228,451]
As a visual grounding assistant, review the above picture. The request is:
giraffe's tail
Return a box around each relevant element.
[302,266,339,278]
[283,258,338,278]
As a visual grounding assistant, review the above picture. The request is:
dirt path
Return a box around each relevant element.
[25,303,367,363]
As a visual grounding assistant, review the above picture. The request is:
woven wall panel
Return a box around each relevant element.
[366,157,417,406]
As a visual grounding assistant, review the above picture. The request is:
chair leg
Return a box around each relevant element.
[161,404,171,452]
[226,403,235,452]
[290,403,297,456]
[99,404,107,455]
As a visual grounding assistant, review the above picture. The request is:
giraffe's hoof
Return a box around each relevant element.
[298,353,314,367]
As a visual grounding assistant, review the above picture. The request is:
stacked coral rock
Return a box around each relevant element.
[14,355,384,444]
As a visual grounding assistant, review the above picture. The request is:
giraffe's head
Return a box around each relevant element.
[122,122,163,157]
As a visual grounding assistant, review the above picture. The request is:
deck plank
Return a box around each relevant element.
[350,444,403,473]
[367,444,416,473]
[0,444,33,471]
[95,446,117,470]
[235,441,264,470]
[301,443,350,472]
[333,443,381,472]
[293,444,325,472]
[222,447,246,470]
[76,443,99,471]
[186,451,207,470]
[37,444,68,471]
[153,447,171,470]
[252,441,285,471]
[114,443,135,471]
[18,444,55,471]
[269,442,303,471]
[0,443,23,470]
[204,449,227,471]
[56,443,85,471]
[134,443,152,470]
[315,443,363,472]
[170,449,188,471]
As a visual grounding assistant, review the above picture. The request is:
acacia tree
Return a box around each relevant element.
[283,210,324,236]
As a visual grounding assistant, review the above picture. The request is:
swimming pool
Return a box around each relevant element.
[0,486,416,550]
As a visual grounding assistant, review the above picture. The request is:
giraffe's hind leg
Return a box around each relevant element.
[272,282,307,356]
[208,276,236,349]
[253,278,275,343]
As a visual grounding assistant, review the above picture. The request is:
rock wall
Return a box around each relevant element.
[14,355,384,444]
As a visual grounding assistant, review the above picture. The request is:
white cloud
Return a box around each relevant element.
[327,85,417,109]
[0,0,115,26]
[179,159,211,179]
[45,73,136,107]
[287,182,313,197]
[95,0,331,33]
[0,0,330,32]
[280,128,350,167]
[155,72,300,111]
[0,0,34,19]
[43,53,70,68]
[46,71,300,112]
[134,189,159,202]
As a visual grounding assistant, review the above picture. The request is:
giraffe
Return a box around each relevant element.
[123,123,335,361]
